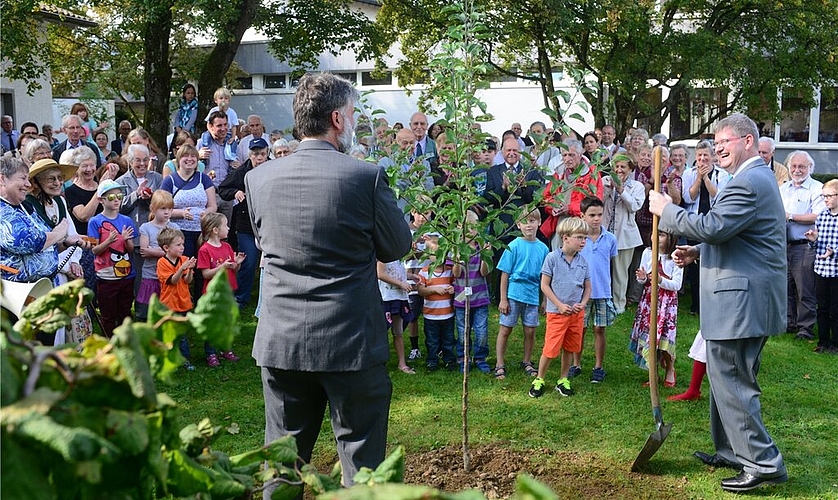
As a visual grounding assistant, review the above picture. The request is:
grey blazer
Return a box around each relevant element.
[245,140,411,371]
[660,158,787,340]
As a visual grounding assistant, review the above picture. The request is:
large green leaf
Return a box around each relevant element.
[106,409,149,455]
[230,435,299,467]
[0,387,62,426]
[165,448,213,496]
[514,474,559,500]
[112,321,157,409]
[15,412,121,462]
[1,434,54,500]
[188,272,239,352]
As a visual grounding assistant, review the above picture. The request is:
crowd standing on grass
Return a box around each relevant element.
[5,77,830,493]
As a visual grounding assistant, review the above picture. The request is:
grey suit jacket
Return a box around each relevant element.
[245,140,412,371]
[660,157,787,340]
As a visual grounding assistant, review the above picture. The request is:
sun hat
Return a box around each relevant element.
[28,159,77,183]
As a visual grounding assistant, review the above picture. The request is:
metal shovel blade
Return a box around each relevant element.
[631,417,672,472]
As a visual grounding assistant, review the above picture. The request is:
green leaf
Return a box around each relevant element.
[112,321,157,408]
[0,345,21,406]
[187,272,239,352]
[0,387,62,426]
[105,409,149,455]
[272,482,304,500]
[301,463,342,494]
[514,474,559,500]
[315,483,447,500]
[230,435,299,467]
[1,434,54,500]
[366,445,404,484]
[568,113,584,122]
[166,448,213,496]
[15,412,121,462]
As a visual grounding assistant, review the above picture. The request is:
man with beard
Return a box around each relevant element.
[246,73,411,492]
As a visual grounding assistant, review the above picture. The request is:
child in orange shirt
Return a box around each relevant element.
[157,227,197,370]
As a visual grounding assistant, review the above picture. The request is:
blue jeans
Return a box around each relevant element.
[455,305,489,362]
[424,317,456,367]
[236,232,261,306]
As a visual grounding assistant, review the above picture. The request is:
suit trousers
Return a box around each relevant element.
[706,337,786,477]
[261,364,392,487]
[787,244,816,332]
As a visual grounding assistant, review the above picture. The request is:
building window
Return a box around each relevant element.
[361,71,393,86]
[336,72,357,84]
[779,88,811,142]
[237,77,253,90]
[265,75,286,89]
[818,87,838,143]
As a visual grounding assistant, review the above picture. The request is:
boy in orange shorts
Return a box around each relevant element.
[529,217,591,398]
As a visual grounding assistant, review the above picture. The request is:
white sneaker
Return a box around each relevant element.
[408,348,422,360]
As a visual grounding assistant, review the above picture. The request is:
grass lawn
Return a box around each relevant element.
[163,294,838,499]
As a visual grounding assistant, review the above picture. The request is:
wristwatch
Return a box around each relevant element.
[788,213,794,222]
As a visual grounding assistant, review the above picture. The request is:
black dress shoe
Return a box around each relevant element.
[693,451,741,470]
[720,470,788,492]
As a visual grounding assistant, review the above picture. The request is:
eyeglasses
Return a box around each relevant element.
[104,192,125,201]
[715,135,747,148]
[823,194,838,199]
[411,121,427,126]
[41,175,63,183]
[131,158,152,165]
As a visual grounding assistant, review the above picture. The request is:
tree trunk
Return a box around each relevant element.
[143,1,175,152]
[196,0,261,133]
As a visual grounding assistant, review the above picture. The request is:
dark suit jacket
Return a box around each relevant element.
[484,162,544,238]
[660,157,786,340]
[52,140,102,168]
[245,140,411,371]
[111,138,126,157]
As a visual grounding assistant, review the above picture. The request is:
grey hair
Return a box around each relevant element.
[287,140,300,152]
[651,133,668,145]
[271,139,289,152]
[784,150,815,171]
[758,136,776,151]
[23,138,51,162]
[0,156,28,178]
[632,128,649,141]
[68,145,97,166]
[292,73,358,138]
[670,143,688,154]
[715,113,759,142]
[563,139,583,154]
[696,140,715,153]
[348,144,368,158]
[61,114,82,129]
[125,144,150,164]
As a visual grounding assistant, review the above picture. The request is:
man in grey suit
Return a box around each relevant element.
[649,113,787,493]
[246,73,412,489]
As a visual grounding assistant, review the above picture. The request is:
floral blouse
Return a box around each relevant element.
[0,198,58,282]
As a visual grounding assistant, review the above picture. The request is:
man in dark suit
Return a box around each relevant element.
[649,113,787,493]
[52,115,102,168]
[111,120,132,157]
[246,73,411,490]
[1,115,20,155]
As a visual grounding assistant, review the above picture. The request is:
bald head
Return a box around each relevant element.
[396,128,417,152]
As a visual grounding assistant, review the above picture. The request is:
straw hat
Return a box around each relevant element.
[28,159,77,183]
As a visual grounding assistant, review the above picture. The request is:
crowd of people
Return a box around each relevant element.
[1,76,826,492]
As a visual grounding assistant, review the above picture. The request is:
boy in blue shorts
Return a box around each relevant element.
[576,196,618,383]
[530,217,590,398]
[494,208,549,379]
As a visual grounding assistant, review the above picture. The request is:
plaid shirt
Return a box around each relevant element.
[813,208,838,277]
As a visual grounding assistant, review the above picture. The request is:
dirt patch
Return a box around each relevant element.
[403,442,683,499]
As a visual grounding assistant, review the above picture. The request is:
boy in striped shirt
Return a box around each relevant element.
[417,233,456,371]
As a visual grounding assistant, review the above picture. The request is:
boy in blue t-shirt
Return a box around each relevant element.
[576,196,618,383]
[494,208,549,379]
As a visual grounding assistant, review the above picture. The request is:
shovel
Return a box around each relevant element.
[631,145,672,472]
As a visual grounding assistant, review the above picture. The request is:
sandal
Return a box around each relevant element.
[399,365,416,375]
[494,366,507,380]
[521,361,538,377]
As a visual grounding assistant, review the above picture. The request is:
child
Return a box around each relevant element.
[530,217,590,398]
[156,227,198,370]
[405,203,432,361]
[203,87,239,160]
[417,233,457,371]
[377,259,417,374]
[136,190,176,321]
[174,84,198,134]
[88,180,136,337]
[494,208,549,380]
[629,230,682,387]
[196,213,245,367]
[668,330,706,401]
[450,210,491,374]
[805,178,838,353]
[576,196,618,383]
